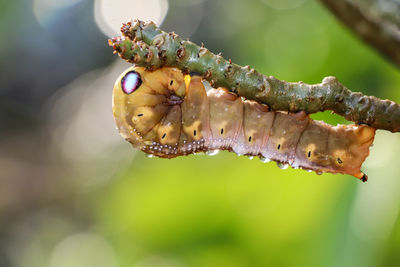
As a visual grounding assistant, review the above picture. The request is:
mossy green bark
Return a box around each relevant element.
[109,20,400,132]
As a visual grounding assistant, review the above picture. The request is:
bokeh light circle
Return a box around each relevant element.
[94,0,169,37]
[49,233,118,267]
[33,0,83,28]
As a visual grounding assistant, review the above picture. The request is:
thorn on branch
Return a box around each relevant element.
[177,47,186,60]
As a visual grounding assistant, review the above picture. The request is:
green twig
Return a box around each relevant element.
[109,20,400,132]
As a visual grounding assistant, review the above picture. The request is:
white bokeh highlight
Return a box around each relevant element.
[49,233,118,267]
[33,0,83,28]
[46,61,135,191]
[94,0,169,37]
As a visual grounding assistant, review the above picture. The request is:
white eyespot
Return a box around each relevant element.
[121,71,142,94]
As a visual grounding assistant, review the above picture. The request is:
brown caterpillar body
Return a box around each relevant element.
[113,67,376,181]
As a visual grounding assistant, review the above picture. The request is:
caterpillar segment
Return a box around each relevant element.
[112,67,376,181]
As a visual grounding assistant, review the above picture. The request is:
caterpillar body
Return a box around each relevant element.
[113,67,376,181]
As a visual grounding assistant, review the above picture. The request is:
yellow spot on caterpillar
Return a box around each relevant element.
[184,75,191,89]
[183,120,202,141]
[333,150,347,166]
[275,137,286,152]
[305,144,316,159]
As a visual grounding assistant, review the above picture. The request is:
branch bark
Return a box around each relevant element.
[320,0,400,67]
[109,20,400,133]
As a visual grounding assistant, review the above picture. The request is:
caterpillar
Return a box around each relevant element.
[112,66,376,181]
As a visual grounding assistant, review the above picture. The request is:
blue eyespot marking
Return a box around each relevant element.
[121,71,142,94]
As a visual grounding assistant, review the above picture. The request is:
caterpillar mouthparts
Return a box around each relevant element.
[112,66,376,181]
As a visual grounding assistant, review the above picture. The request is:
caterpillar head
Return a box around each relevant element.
[112,67,186,151]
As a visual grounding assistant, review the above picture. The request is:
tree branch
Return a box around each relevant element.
[320,0,400,67]
[109,20,400,132]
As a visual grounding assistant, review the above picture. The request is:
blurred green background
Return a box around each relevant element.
[1,0,400,266]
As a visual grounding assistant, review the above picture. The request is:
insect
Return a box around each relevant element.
[112,66,376,181]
